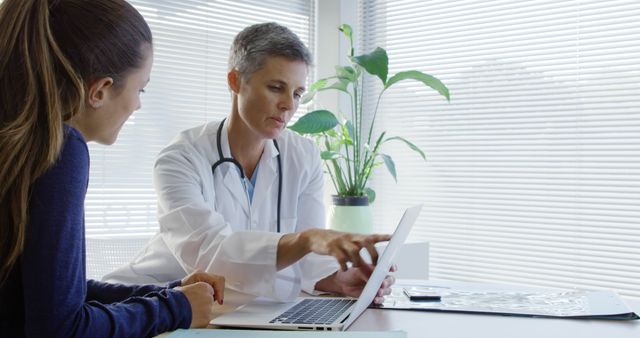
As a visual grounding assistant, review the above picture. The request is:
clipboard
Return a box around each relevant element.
[375,281,639,320]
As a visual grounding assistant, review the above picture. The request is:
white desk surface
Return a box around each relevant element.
[158,280,640,338]
[358,279,640,338]
[350,299,640,338]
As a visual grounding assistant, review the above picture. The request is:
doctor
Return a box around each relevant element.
[105,22,395,303]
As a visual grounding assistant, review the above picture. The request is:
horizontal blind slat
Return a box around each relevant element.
[83,1,314,236]
[360,0,640,299]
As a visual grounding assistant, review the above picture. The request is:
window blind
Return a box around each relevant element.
[359,0,640,298]
[84,0,316,239]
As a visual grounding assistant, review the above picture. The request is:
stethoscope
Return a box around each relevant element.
[211,118,282,233]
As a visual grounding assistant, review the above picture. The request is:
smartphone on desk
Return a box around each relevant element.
[403,287,442,302]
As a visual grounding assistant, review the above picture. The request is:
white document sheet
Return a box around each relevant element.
[378,280,638,320]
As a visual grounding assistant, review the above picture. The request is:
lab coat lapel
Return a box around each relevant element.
[218,122,250,217]
[221,167,250,217]
[251,140,279,218]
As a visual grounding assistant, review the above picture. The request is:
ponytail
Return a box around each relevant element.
[0,0,151,284]
[0,0,84,283]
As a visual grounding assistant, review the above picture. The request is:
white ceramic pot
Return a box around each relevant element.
[327,195,372,234]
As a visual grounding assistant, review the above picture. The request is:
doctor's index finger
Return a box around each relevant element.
[360,233,392,245]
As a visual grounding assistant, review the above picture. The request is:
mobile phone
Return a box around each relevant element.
[403,288,442,302]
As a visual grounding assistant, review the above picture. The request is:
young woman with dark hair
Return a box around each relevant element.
[0,1,224,336]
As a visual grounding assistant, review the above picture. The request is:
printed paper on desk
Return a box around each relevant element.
[167,329,407,338]
[377,281,639,320]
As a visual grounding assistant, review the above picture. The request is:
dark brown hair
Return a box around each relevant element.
[0,0,152,283]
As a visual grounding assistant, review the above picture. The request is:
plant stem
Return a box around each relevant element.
[366,91,385,149]
[357,74,366,193]
[342,104,354,191]
[332,158,348,194]
[352,76,360,193]
[360,130,386,191]
[324,134,347,193]
[324,161,339,194]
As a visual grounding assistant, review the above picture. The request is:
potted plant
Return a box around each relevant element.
[289,24,450,233]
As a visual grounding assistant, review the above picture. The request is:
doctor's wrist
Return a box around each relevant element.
[297,229,315,253]
[276,231,311,270]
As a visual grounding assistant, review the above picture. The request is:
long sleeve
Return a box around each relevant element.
[153,140,284,299]
[106,123,338,301]
[21,127,191,338]
[291,140,339,293]
[85,279,182,304]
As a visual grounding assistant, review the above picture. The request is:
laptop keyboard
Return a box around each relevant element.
[269,298,356,325]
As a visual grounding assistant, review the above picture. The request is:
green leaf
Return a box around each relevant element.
[380,154,397,182]
[361,132,384,178]
[309,78,329,92]
[330,158,347,191]
[362,165,372,177]
[336,66,357,82]
[372,131,386,153]
[324,133,341,151]
[301,78,329,104]
[352,47,389,85]
[320,78,350,93]
[338,135,353,146]
[339,24,353,41]
[385,136,426,160]
[345,120,355,141]
[288,110,339,134]
[323,137,336,152]
[385,70,450,101]
[300,93,314,105]
[321,151,342,160]
[340,123,352,145]
[339,24,354,56]
[364,187,376,204]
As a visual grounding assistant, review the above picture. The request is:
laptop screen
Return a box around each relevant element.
[342,204,423,329]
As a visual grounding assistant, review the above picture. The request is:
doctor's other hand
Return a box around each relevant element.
[303,229,392,271]
[177,270,225,328]
[316,264,397,304]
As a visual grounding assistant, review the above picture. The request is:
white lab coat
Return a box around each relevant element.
[103,120,338,301]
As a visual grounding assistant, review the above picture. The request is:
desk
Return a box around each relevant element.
[351,299,640,338]
[158,280,640,338]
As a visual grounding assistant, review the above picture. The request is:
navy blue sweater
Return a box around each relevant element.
[0,126,191,337]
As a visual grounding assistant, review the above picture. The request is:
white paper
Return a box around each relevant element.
[379,280,636,318]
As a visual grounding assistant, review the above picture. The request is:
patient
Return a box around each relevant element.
[0,0,224,336]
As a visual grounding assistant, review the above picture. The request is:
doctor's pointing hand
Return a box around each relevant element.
[104,22,395,303]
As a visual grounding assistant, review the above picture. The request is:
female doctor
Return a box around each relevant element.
[105,22,395,303]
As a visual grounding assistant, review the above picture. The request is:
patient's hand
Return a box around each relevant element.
[176,270,225,328]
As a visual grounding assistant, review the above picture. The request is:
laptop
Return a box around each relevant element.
[212,204,423,331]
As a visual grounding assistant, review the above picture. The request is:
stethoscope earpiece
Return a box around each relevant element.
[211,118,282,233]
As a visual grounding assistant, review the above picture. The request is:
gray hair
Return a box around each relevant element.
[229,22,312,80]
